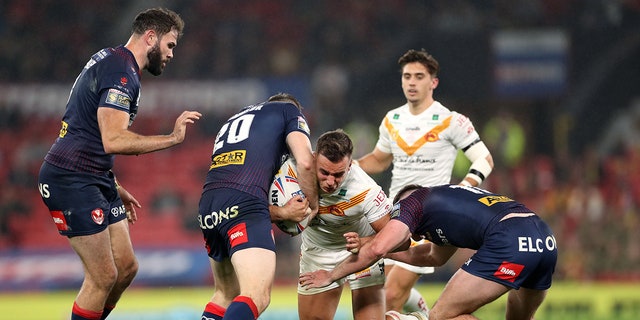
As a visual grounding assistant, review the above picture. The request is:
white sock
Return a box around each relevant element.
[403,287,429,313]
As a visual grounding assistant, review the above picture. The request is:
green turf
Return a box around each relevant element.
[1,282,639,319]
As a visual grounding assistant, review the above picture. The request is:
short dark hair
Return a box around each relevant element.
[267,92,303,111]
[132,7,184,39]
[393,184,423,204]
[398,49,439,77]
[316,129,353,163]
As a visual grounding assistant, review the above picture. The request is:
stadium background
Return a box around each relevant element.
[1,0,639,318]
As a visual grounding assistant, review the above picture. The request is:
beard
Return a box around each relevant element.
[146,42,164,76]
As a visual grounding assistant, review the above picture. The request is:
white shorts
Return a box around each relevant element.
[298,243,385,295]
[384,239,435,274]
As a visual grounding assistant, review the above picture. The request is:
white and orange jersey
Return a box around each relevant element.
[302,165,392,251]
[376,101,480,199]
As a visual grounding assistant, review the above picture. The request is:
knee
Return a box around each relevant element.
[117,257,139,286]
[385,283,403,301]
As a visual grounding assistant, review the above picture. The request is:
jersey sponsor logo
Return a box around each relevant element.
[390,203,401,218]
[120,77,128,86]
[91,208,104,225]
[210,150,246,169]
[478,195,513,206]
[58,121,68,138]
[318,189,370,216]
[49,210,69,231]
[384,115,452,156]
[297,116,310,135]
[395,155,436,165]
[493,261,524,283]
[105,88,131,109]
[199,205,240,229]
[518,235,557,252]
[373,190,388,208]
[435,228,449,245]
[111,205,126,218]
[228,223,249,248]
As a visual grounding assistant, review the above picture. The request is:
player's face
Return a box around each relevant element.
[316,154,350,194]
[146,30,178,76]
[401,62,438,104]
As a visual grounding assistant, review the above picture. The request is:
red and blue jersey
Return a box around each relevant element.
[45,45,141,173]
[202,101,310,200]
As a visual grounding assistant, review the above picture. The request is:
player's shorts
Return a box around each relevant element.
[298,242,385,295]
[461,213,557,290]
[199,187,275,262]
[384,238,435,274]
[38,162,126,237]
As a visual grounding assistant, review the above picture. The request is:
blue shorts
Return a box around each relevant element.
[461,215,557,290]
[198,188,275,262]
[38,162,126,237]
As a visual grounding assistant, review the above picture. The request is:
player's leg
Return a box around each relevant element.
[227,247,276,318]
[298,286,343,320]
[351,283,386,320]
[101,219,138,318]
[68,229,119,319]
[349,258,386,320]
[203,257,240,319]
[429,268,510,320]
[505,287,547,320]
[385,265,422,311]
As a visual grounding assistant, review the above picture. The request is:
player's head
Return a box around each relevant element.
[315,129,353,193]
[132,8,184,76]
[268,92,303,111]
[398,49,439,104]
[132,7,184,39]
[398,49,439,77]
[393,184,423,204]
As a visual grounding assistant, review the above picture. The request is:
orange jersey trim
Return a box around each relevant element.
[319,189,370,216]
[383,115,452,156]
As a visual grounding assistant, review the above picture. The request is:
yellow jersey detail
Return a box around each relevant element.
[384,115,453,156]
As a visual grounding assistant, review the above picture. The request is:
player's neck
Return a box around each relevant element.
[407,98,434,115]
[124,36,148,72]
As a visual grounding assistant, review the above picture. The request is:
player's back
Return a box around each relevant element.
[203,101,309,200]
[400,185,532,249]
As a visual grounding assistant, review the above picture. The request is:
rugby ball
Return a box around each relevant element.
[270,156,311,236]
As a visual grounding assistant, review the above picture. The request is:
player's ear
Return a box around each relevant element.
[144,30,157,46]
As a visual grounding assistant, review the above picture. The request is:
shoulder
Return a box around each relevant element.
[348,165,381,189]
[383,103,409,118]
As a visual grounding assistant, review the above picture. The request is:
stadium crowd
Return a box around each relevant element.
[1,0,640,284]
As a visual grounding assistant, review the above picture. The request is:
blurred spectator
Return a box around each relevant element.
[482,109,526,169]
[597,99,640,157]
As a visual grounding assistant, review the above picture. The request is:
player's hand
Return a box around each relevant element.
[344,232,361,253]
[282,195,311,222]
[171,111,202,144]
[117,185,141,224]
[299,270,332,288]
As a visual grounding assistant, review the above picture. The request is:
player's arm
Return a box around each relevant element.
[355,147,393,174]
[385,242,458,267]
[98,107,201,155]
[344,213,391,253]
[300,219,410,288]
[460,140,494,187]
[286,131,319,215]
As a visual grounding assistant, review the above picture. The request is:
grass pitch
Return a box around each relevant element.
[1,282,639,319]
